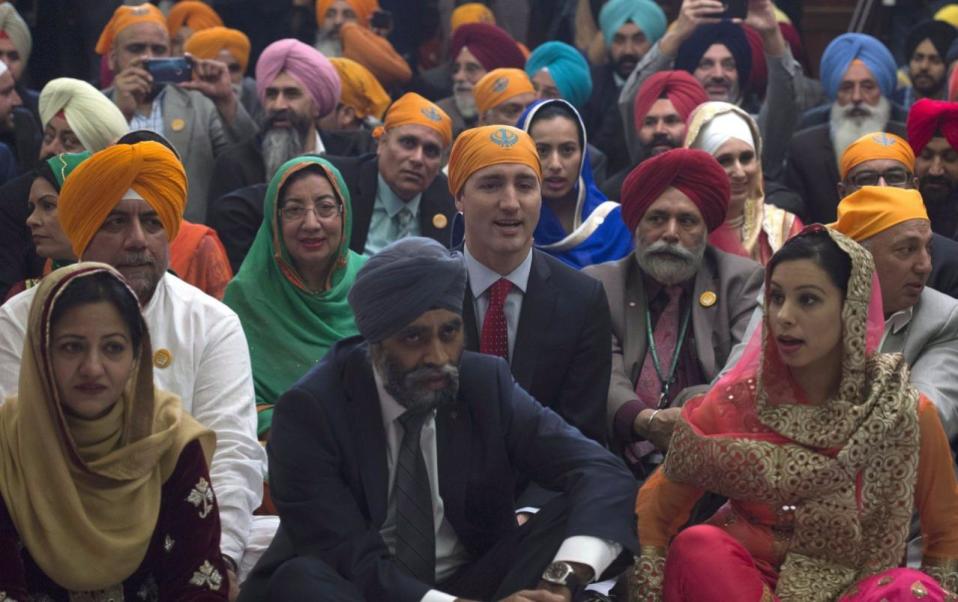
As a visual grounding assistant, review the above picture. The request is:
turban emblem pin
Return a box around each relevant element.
[490,128,519,148]
[492,77,510,93]
[871,133,896,147]
[420,106,443,122]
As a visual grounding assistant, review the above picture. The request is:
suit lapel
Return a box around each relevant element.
[344,349,389,525]
[435,399,472,529]
[162,88,194,164]
[623,259,648,382]
[463,287,480,351]
[512,251,555,389]
[419,179,454,247]
[691,261,720,376]
[351,157,380,251]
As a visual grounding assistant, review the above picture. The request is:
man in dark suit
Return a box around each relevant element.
[238,237,637,601]
[585,149,763,479]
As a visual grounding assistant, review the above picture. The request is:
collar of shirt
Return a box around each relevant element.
[314,130,326,155]
[641,270,695,305]
[135,86,166,118]
[885,305,914,335]
[613,71,625,88]
[376,173,422,219]
[464,245,533,298]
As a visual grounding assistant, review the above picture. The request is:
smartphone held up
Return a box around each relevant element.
[143,56,194,85]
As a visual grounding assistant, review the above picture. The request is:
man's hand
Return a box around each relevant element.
[179,55,238,124]
[112,57,153,120]
[227,567,240,601]
[744,0,786,56]
[499,590,568,602]
[634,407,682,451]
[660,0,726,57]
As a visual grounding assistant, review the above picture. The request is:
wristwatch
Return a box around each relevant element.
[541,561,585,592]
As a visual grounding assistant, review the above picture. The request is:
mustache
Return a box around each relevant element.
[117,252,155,267]
[453,82,473,93]
[705,76,730,86]
[403,363,459,387]
[842,102,873,118]
[650,133,677,147]
[642,240,696,262]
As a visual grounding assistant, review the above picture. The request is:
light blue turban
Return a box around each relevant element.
[525,41,593,110]
[819,33,897,101]
[598,0,667,47]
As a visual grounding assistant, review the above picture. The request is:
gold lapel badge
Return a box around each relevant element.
[432,213,448,229]
[699,291,717,308]
[171,118,186,132]
[153,348,173,369]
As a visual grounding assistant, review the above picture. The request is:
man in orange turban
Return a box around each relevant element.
[167,1,224,55]
[474,68,536,126]
[340,21,412,88]
[325,57,391,130]
[314,0,379,57]
[183,26,257,117]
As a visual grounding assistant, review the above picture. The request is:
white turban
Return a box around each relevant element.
[0,4,31,65]
[694,110,755,156]
[39,78,130,152]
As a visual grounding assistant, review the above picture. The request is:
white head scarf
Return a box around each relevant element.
[693,110,755,156]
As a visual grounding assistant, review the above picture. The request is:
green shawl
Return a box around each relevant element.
[223,156,364,436]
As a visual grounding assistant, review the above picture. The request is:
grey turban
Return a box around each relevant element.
[348,237,467,342]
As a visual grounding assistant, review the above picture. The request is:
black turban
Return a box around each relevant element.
[674,22,752,89]
[906,20,957,64]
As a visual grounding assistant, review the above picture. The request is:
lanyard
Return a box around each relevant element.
[645,294,692,409]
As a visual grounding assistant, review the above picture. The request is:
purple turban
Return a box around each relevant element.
[255,39,341,118]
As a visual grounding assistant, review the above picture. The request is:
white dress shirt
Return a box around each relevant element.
[464,246,533,360]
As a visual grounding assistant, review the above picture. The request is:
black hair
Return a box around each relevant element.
[276,162,339,210]
[116,130,182,161]
[49,272,145,350]
[767,230,852,296]
[528,102,584,149]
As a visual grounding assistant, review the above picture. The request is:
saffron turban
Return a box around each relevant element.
[59,142,188,257]
[448,125,541,197]
[348,237,466,342]
[839,132,915,180]
[525,41,592,109]
[167,1,223,38]
[597,0,667,47]
[96,4,167,55]
[936,4,958,28]
[451,3,496,32]
[907,98,958,155]
[905,20,957,63]
[39,78,129,152]
[830,186,929,242]
[620,148,730,232]
[474,68,534,114]
[256,39,341,118]
[819,33,897,101]
[633,70,708,124]
[330,57,391,120]
[0,4,30,65]
[340,22,412,87]
[675,22,752,89]
[450,23,525,72]
[315,0,379,27]
[374,92,452,146]
[183,26,251,73]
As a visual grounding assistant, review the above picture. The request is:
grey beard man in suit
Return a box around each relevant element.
[584,148,763,479]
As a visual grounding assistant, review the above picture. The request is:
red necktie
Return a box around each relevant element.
[480,278,512,360]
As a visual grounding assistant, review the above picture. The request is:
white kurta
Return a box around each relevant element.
[0,273,267,564]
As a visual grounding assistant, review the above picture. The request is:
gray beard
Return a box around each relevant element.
[454,89,478,119]
[261,127,306,181]
[371,346,461,414]
[315,31,342,58]
[829,97,892,164]
[636,238,707,286]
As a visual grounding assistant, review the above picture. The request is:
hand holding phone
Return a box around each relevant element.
[143,57,194,85]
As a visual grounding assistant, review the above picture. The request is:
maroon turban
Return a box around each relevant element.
[743,25,767,95]
[621,148,730,232]
[907,98,958,155]
[633,70,709,126]
[449,23,525,71]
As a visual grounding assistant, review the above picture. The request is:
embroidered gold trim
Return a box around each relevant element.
[922,556,958,593]
[629,547,667,602]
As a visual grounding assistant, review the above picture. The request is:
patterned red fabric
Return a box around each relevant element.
[479,278,512,360]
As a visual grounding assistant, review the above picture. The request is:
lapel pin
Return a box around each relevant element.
[432,213,448,229]
[699,291,717,308]
[171,118,186,132]
[153,348,173,369]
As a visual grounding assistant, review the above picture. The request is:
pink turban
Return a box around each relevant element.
[906,98,958,155]
[255,39,341,118]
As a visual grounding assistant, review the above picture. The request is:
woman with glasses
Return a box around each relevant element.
[224,156,364,440]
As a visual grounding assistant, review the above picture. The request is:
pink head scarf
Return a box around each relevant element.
[255,39,341,117]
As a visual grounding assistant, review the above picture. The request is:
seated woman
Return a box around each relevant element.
[223,156,364,440]
[0,263,227,599]
[685,102,803,265]
[631,226,958,601]
[516,98,633,269]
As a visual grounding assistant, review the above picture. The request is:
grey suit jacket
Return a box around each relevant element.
[584,246,764,434]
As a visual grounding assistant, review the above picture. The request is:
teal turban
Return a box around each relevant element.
[525,41,593,110]
[598,0,667,47]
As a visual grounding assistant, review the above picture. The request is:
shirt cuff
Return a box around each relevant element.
[553,536,623,582]
[613,399,646,444]
[420,589,458,602]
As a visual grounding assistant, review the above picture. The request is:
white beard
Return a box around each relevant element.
[315,31,342,58]
[453,87,477,119]
[829,97,892,165]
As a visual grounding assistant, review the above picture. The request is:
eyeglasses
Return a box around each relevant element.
[848,168,912,188]
[280,202,341,221]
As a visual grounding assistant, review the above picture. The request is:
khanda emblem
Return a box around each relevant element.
[420,106,443,122]
[131,4,150,14]
[492,77,510,93]
[490,127,519,148]
[871,133,896,146]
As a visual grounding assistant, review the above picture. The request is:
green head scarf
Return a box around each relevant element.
[46,151,93,190]
[223,156,365,436]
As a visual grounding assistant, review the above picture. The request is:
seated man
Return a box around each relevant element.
[583,148,763,478]
[474,68,536,127]
[907,99,958,240]
[239,236,637,601]
[0,142,266,588]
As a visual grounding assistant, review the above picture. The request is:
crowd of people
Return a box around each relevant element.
[1,0,958,600]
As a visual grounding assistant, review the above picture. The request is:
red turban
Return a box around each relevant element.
[742,25,767,95]
[907,98,958,155]
[633,71,708,126]
[621,148,730,232]
[449,23,525,72]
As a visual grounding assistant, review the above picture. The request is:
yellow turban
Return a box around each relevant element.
[374,92,453,147]
[474,68,535,114]
[448,125,541,197]
[0,4,31,65]
[95,4,168,55]
[59,142,188,257]
[936,4,958,28]
[167,1,224,38]
[830,186,929,242]
[839,132,916,180]
[184,26,251,73]
[330,57,391,120]
[340,22,412,87]
[451,3,496,32]
[315,0,379,26]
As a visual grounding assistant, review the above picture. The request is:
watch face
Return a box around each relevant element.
[543,562,575,583]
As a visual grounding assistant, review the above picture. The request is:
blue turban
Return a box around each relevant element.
[598,0,667,47]
[819,33,897,101]
[674,22,752,89]
[525,41,593,110]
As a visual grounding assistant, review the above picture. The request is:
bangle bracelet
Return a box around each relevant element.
[647,409,661,430]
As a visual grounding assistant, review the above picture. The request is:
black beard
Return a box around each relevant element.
[372,348,461,414]
[613,53,640,79]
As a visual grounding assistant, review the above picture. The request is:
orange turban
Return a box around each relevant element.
[184,26,251,73]
[830,186,928,242]
[448,125,541,197]
[374,92,453,147]
[59,142,188,257]
[315,0,379,26]
[340,22,412,87]
[95,4,168,55]
[451,3,496,32]
[474,68,535,114]
[839,132,915,180]
[167,1,223,38]
[330,57,391,120]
